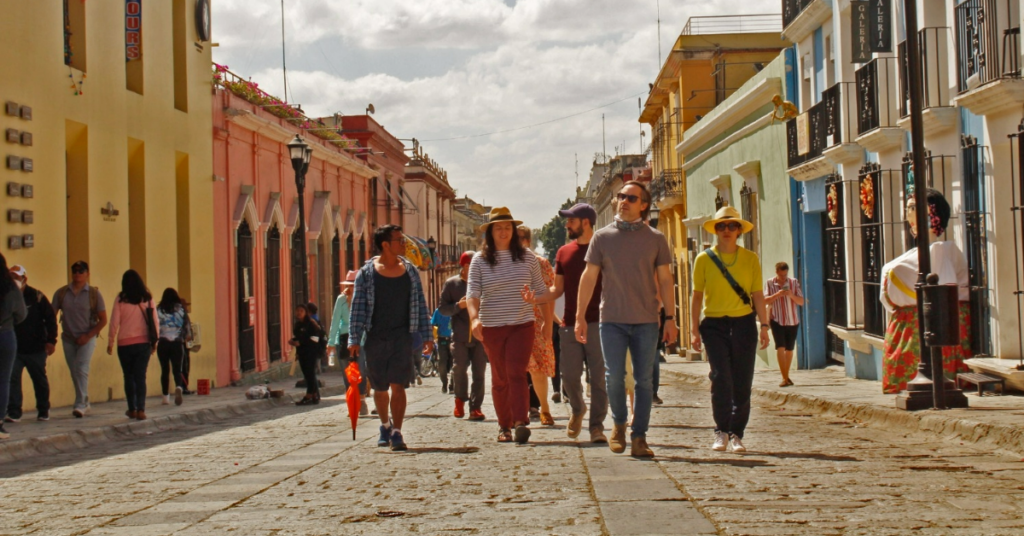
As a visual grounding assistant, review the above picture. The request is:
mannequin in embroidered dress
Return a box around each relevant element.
[879,188,971,394]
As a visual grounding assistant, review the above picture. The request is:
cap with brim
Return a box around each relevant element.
[478,207,523,232]
[71,261,89,272]
[703,206,754,235]
[9,265,25,278]
[558,203,597,225]
[459,251,475,267]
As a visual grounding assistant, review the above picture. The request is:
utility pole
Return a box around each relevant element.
[657,0,662,67]
[281,0,288,103]
[602,114,607,163]
[575,153,579,190]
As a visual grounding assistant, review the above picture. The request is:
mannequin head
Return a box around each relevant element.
[906,188,950,239]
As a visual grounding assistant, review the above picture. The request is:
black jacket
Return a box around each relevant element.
[15,284,58,354]
[439,275,471,344]
[292,318,325,360]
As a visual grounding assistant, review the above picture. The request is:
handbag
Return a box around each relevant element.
[140,303,159,345]
[704,248,751,307]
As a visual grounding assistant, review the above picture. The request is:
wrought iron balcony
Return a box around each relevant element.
[781,0,815,29]
[681,14,781,36]
[856,57,900,135]
[650,169,683,202]
[898,28,953,117]
[956,0,1021,93]
[786,82,855,169]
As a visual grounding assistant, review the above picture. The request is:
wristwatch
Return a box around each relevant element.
[760,324,770,330]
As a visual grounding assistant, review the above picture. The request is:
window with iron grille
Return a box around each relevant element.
[1009,123,1024,361]
[961,135,992,356]
[237,221,256,372]
[823,172,849,336]
[345,234,354,274]
[291,229,304,310]
[266,226,282,363]
[858,163,900,338]
[359,236,367,265]
[332,231,341,297]
[739,183,760,257]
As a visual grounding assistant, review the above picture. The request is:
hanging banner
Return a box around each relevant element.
[869,0,892,53]
[125,0,142,61]
[851,1,871,63]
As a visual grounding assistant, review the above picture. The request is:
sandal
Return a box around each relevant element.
[540,412,555,426]
[497,429,513,443]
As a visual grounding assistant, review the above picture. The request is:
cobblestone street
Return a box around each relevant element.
[3,371,1024,536]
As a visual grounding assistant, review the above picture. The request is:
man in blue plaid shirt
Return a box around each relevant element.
[348,224,434,451]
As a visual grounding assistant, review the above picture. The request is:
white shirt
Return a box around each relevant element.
[880,241,969,314]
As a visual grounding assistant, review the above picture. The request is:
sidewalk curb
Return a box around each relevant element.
[662,368,1024,457]
[0,384,348,463]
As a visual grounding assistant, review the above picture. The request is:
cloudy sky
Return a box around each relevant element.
[212,0,778,227]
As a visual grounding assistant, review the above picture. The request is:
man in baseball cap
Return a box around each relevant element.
[558,203,598,228]
[439,251,488,420]
[7,265,58,423]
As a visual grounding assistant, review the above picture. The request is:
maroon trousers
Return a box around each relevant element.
[481,322,535,430]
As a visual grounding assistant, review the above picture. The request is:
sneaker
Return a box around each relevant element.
[728,434,746,453]
[359,400,369,416]
[377,425,392,447]
[468,409,485,421]
[514,424,531,444]
[37,411,49,422]
[567,413,584,438]
[174,386,184,406]
[551,392,561,403]
[454,398,466,419]
[390,429,407,451]
[0,424,8,440]
[72,409,84,418]
[712,431,728,452]
[162,395,171,405]
[4,415,19,423]
[652,395,664,405]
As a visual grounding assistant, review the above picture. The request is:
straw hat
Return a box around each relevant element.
[341,270,358,286]
[702,206,754,235]
[478,207,523,231]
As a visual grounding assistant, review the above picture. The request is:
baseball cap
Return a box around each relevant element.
[558,203,597,226]
[71,260,89,273]
[9,265,25,278]
[459,251,475,267]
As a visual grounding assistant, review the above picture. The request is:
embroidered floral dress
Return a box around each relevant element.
[527,256,556,377]
[880,241,971,394]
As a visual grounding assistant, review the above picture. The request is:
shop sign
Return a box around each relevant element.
[125,0,142,61]
[248,296,256,326]
[870,0,892,53]
[851,0,891,63]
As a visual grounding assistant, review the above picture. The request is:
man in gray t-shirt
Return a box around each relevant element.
[52,261,107,417]
[576,181,677,458]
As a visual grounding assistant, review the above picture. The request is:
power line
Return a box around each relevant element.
[420,90,648,142]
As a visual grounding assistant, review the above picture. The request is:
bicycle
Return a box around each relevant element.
[417,345,439,378]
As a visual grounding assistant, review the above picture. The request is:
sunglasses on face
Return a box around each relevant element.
[715,222,743,232]
[616,193,641,203]
[71,268,87,274]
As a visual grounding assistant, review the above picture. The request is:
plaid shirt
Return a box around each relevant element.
[348,256,432,346]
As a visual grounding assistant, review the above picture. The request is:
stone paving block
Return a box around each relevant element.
[600,500,717,535]
[85,523,189,535]
[591,478,685,502]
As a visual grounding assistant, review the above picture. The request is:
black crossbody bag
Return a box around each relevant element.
[704,248,751,306]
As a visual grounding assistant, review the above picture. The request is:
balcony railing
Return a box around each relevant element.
[787,82,855,168]
[856,57,900,135]
[681,14,781,36]
[782,0,816,29]
[650,169,683,201]
[898,28,953,117]
[956,0,1021,93]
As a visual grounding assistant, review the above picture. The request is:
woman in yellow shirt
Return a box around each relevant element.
[690,206,770,453]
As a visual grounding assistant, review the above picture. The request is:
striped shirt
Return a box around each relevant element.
[467,250,548,327]
[765,277,802,326]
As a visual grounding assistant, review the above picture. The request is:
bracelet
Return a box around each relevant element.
[760,324,770,330]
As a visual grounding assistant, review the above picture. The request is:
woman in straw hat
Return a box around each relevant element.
[690,206,770,454]
[329,270,368,414]
[467,207,550,444]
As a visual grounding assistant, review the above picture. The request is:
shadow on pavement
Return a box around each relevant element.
[404,446,480,454]
[657,456,776,467]
[750,451,860,462]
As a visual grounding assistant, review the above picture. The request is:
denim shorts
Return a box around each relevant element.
[364,333,414,390]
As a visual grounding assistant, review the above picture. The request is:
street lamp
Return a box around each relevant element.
[426,236,437,309]
[649,203,661,228]
[288,135,312,304]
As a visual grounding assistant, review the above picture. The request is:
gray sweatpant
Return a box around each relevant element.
[559,322,607,431]
[451,340,487,410]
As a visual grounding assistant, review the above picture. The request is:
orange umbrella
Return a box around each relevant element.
[345,360,362,440]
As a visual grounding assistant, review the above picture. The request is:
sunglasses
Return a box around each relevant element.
[71,268,87,274]
[715,222,743,232]
[616,193,641,203]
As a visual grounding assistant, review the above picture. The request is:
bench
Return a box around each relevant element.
[956,372,1006,396]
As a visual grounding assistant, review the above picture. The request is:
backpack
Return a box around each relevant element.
[54,285,100,327]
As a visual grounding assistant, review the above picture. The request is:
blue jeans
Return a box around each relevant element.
[600,322,659,438]
[0,330,17,422]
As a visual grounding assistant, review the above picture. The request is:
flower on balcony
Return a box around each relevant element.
[826,184,839,226]
[860,176,875,220]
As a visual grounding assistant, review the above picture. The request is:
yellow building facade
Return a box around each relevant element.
[641,18,789,350]
[0,1,215,408]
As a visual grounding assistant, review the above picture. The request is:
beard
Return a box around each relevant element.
[567,227,581,240]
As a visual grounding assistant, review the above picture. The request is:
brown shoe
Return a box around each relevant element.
[609,423,627,453]
[540,412,554,426]
[567,413,584,438]
[126,410,137,419]
[136,411,147,421]
[630,436,654,458]
[590,427,607,444]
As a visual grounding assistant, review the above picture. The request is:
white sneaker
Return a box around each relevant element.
[728,434,746,453]
[712,430,728,451]
[162,395,171,405]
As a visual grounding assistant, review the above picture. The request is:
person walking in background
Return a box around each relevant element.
[53,261,107,418]
[0,254,26,440]
[6,265,56,423]
[156,288,190,406]
[559,183,677,458]
[518,225,556,427]
[530,203,609,444]
[764,262,803,387]
[349,225,434,451]
[469,208,548,444]
[690,206,771,453]
[107,270,158,421]
[290,303,324,406]
[430,307,453,394]
[440,252,488,421]
[329,270,368,415]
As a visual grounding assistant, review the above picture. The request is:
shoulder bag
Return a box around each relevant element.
[704,248,751,307]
